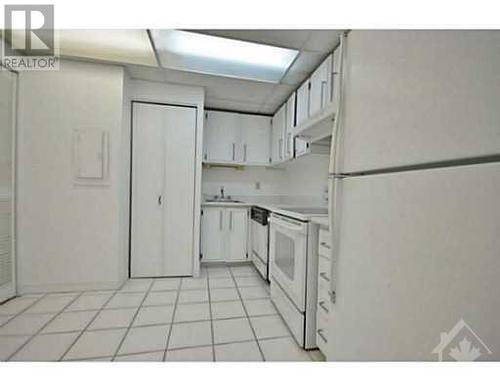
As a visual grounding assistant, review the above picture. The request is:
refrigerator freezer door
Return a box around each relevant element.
[337,31,500,174]
[328,162,500,360]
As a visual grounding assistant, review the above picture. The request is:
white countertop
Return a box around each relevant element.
[202,200,328,222]
[310,216,330,229]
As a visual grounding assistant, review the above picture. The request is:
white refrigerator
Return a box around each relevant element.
[327,30,500,360]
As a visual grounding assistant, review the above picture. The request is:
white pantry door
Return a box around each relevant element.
[0,68,16,303]
[131,102,197,277]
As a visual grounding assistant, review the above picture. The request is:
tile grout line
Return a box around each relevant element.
[228,267,267,361]
[58,280,128,361]
[0,293,49,327]
[205,268,216,361]
[161,276,184,361]
[6,291,85,361]
[33,312,278,338]
[110,279,156,361]
[64,334,296,361]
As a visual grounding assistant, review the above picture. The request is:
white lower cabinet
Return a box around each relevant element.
[201,206,249,262]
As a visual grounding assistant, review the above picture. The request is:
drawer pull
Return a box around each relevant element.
[320,241,331,249]
[320,272,330,282]
[319,300,329,314]
[317,329,328,343]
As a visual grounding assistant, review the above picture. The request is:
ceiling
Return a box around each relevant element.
[53,29,342,115]
[126,30,343,114]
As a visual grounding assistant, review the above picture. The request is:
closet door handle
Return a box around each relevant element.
[219,210,223,231]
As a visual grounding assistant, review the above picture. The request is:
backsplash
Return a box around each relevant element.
[202,154,329,205]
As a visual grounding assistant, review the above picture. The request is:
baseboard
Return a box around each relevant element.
[18,280,125,295]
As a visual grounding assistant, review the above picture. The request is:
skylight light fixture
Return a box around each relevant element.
[151,30,299,83]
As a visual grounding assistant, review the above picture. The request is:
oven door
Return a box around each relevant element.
[269,214,308,312]
[251,219,268,279]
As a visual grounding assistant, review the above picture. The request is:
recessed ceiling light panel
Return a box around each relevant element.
[151,30,298,83]
[58,30,158,67]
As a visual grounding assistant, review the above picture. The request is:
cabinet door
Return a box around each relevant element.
[296,79,310,126]
[310,54,332,117]
[240,114,271,165]
[201,207,224,261]
[271,104,286,163]
[226,208,248,261]
[204,110,239,162]
[284,93,296,160]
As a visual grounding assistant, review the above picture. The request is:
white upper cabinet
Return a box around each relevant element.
[271,103,286,164]
[296,79,310,126]
[284,93,296,160]
[309,54,333,118]
[204,110,240,163]
[204,110,270,165]
[240,113,271,165]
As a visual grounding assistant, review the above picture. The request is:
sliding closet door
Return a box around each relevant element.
[131,102,197,277]
[0,69,16,302]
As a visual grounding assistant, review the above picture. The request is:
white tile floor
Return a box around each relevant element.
[0,264,324,362]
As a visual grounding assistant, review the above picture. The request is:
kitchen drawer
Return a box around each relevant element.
[316,311,329,352]
[318,229,331,258]
[317,294,330,318]
[270,278,304,347]
[318,254,330,277]
[318,256,331,286]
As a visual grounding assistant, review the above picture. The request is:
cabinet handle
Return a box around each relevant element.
[229,211,233,230]
[320,272,330,282]
[320,80,327,109]
[158,195,162,206]
[317,329,328,343]
[232,143,236,161]
[219,210,223,231]
[319,300,329,314]
[320,241,331,249]
[243,144,247,162]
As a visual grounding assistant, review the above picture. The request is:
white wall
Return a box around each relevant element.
[17,60,127,293]
[202,166,287,197]
[202,154,329,204]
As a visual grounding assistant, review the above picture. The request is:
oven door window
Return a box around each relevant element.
[275,231,295,280]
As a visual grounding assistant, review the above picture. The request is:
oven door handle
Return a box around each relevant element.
[273,220,306,233]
